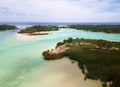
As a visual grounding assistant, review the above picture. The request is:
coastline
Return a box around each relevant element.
[42,38,120,87]
[43,38,120,60]
[0,24,120,87]
[42,44,69,60]
[18,31,51,35]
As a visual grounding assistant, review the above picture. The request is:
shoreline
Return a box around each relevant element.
[42,44,69,60]
[43,39,120,60]
[42,38,120,87]
[18,31,51,35]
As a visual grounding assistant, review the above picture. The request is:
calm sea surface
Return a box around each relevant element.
[0,23,120,87]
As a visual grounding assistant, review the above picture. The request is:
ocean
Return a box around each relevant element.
[0,23,120,87]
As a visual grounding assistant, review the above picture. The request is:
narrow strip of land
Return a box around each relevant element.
[18,25,59,35]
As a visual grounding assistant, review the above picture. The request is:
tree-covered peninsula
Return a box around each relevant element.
[0,25,17,31]
[68,25,120,33]
[18,25,59,35]
[43,38,120,87]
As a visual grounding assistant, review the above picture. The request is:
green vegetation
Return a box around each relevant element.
[0,25,17,31]
[69,25,120,33]
[43,38,120,87]
[42,50,64,60]
[18,25,59,34]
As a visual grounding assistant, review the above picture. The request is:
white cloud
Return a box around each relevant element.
[0,0,120,22]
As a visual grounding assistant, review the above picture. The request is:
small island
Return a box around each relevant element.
[68,25,120,33]
[43,38,120,87]
[0,25,17,31]
[18,25,59,35]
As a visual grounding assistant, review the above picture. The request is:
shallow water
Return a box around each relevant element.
[0,27,120,87]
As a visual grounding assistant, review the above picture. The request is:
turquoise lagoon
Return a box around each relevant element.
[0,26,120,87]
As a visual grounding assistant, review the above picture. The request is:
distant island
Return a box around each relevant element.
[68,25,120,33]
[18,25,59,35]
[43,38,120,87]
[0,25,17,31]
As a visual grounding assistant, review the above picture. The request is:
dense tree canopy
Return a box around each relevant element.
[0,25,17,31]
[18,25,59,33]
[43,38,120,87]
[69,25,120,33]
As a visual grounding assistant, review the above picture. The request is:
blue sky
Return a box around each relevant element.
[0,0,120,22]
